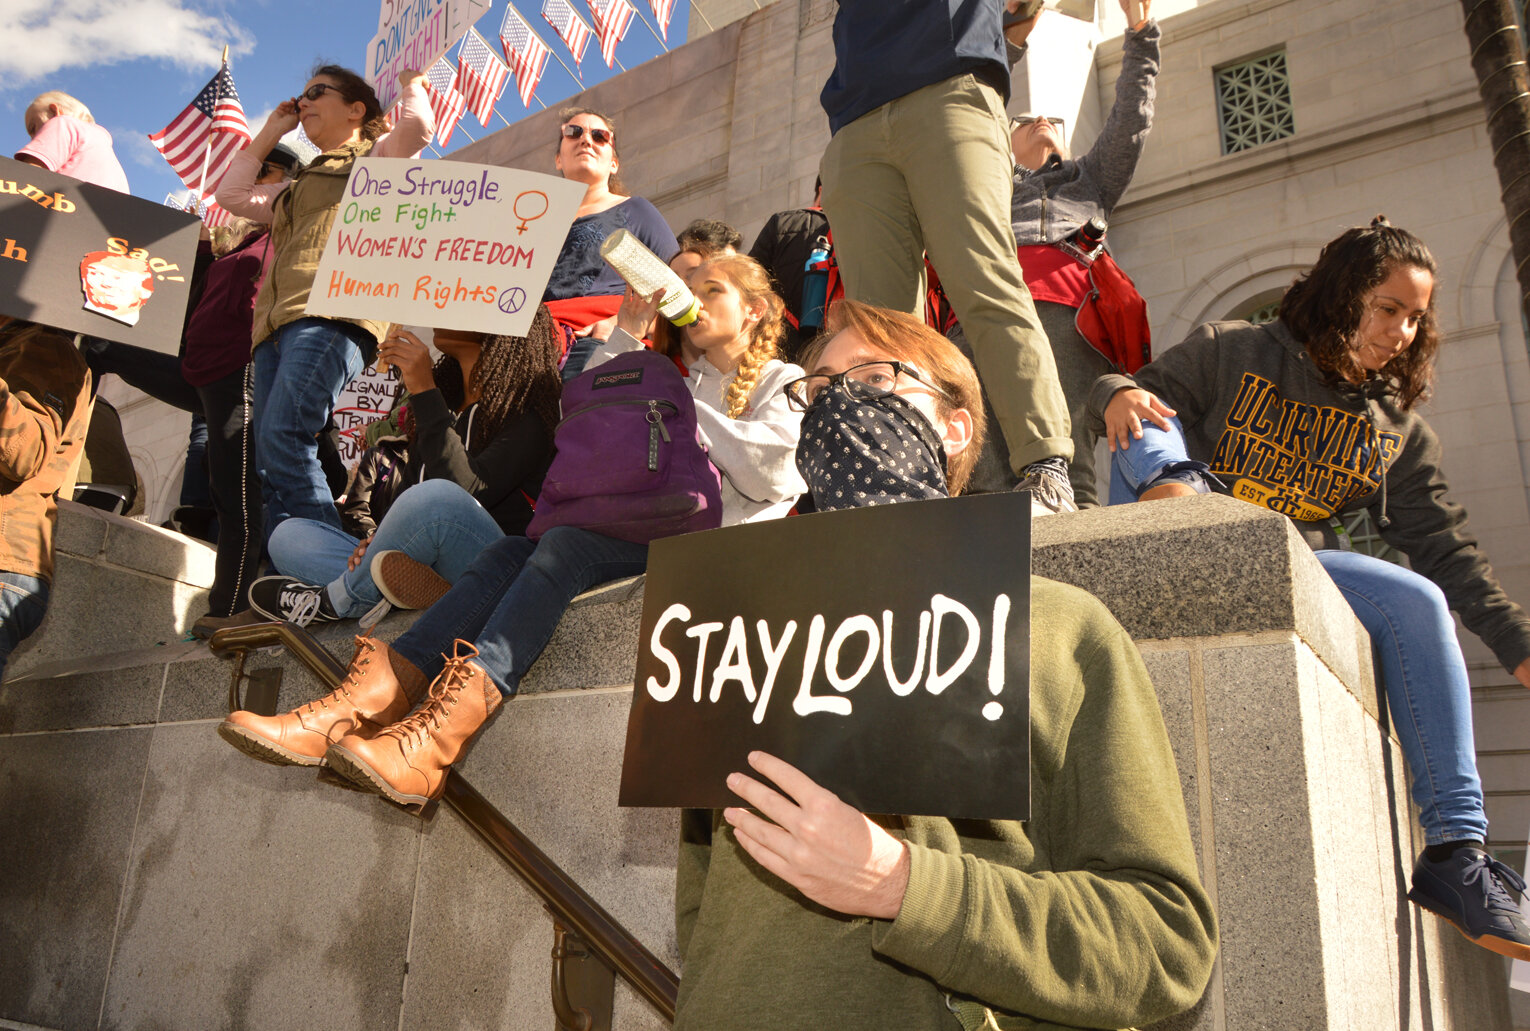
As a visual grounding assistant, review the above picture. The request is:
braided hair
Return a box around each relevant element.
[404,305,563,448]
[695,254,787,419]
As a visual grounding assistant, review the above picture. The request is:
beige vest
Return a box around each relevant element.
[250,139,387,350]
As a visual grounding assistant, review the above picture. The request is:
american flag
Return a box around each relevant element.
[425,57,467,146]
[542,0,592,71]
[148,64,251,202]
[649,0,677,39]
[587,0,636,67]
[500,5,552,108]
[200,199,234,229]
[457,28,510,126]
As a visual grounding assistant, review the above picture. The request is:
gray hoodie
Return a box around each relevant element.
[1010,20,1160,246]
[1088,318,1530,675]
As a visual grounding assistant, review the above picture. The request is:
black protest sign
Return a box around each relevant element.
[619,490,1031,821]
[0,156,201,350]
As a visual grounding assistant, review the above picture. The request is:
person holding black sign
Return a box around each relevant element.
[670,301,1217,1031]
[217,65,434,542]
[0,320,91,679]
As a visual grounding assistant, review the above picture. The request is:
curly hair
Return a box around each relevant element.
[554,106,626,196]
[1278,216,1439,410]
[310,64,387,142]
[670,255,786,419]
[798,300,986,496]
[405,305,563,448]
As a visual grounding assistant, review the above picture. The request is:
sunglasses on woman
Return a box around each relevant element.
[298,83,345,102]
[561,124,614,146]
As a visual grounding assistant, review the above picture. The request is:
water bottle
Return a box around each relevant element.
[800,236,831,332]
[599,230,701,327]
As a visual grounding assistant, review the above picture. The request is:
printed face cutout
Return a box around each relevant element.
[79,251,154,325]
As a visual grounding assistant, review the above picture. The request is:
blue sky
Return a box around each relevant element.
[1,0,689,204]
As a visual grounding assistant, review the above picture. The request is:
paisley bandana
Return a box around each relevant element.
[795,379,949,511]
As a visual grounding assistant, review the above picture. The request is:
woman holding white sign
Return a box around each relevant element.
[217,64,434,543]
[668,301,1216,1031]
[220,255,806,809]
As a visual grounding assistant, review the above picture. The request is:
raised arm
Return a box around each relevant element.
[216,99,299,222]
[1075,1,1160,214]
[372,72,435,159]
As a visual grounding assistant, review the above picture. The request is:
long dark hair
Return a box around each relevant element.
[310,63,387,142]
[1278,216,1439,410]
[407,306,564,448]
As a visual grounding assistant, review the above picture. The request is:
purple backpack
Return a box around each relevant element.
[527,349,724,544]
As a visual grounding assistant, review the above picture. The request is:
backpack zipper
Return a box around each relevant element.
[555,398,679,473]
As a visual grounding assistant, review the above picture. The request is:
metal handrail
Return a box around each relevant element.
[209,621,680,1022]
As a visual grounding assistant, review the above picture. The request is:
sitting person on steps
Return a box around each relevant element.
[246,308,563,625]
[218,256,806,810]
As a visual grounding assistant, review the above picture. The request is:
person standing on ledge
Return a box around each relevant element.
[817,0,1076,515]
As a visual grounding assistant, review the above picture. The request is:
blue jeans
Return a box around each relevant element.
[1109,423,1489,844]
[0,573,49,679]
[269,480,504,619]
[391,527,649,697]
[251,318,368,538]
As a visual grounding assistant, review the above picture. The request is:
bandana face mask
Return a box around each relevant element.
[795,379,950,511]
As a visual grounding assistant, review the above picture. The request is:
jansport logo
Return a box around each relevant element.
[592,368,645,389]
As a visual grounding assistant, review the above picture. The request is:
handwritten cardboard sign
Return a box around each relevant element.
[334,362,402,464]
[367,0,486,112]
[619,491,1032,821]
[307,158,583,337]
[0,156,200,351]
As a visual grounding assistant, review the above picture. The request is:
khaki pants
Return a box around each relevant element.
[820,73,1072,472]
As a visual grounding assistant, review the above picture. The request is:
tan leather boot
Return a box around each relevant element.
[325,641,503,807]
[218,636,428,767]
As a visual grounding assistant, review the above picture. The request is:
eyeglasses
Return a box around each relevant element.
[783,361,953,411]
[299,83,345,103]
[561,123,614,146]
[1010,115,1065,134]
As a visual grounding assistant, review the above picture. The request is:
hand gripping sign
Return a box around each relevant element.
[307,158,584,337]
[620,491,1033,821]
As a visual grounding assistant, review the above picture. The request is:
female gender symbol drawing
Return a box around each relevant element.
[513,191,549,235]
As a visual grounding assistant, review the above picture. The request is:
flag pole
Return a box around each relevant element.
[195,47,229,201]
[631,6,669,50]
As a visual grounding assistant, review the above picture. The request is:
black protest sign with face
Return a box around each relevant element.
[619,490,1031,820]
[0,156,200,350]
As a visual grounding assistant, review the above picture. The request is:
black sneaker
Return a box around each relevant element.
[1016,456,1077,516]
[1408,847,1530,960]
[247,575,340,627]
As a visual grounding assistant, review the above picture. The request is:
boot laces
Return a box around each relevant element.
[1462,852,1527,915]
[298,637,372,715]
[385,642,478,744]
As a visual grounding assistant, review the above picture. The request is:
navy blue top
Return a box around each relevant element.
[820,0,1010,136]
[544,196,679,300]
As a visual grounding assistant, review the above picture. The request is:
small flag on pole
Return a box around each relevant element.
[542,0,592,71]
[148,64,251,202]
[425,57,467,146]
[649,0,677,39]
[587,0,636,68]
[457,28,511,127]
[501,5,553,107]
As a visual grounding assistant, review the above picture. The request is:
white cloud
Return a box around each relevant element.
[0,0,254,84]
[113,129,168,171]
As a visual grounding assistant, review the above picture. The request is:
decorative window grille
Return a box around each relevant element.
[1216,51,1295,154]
[1246,299,1281,324]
